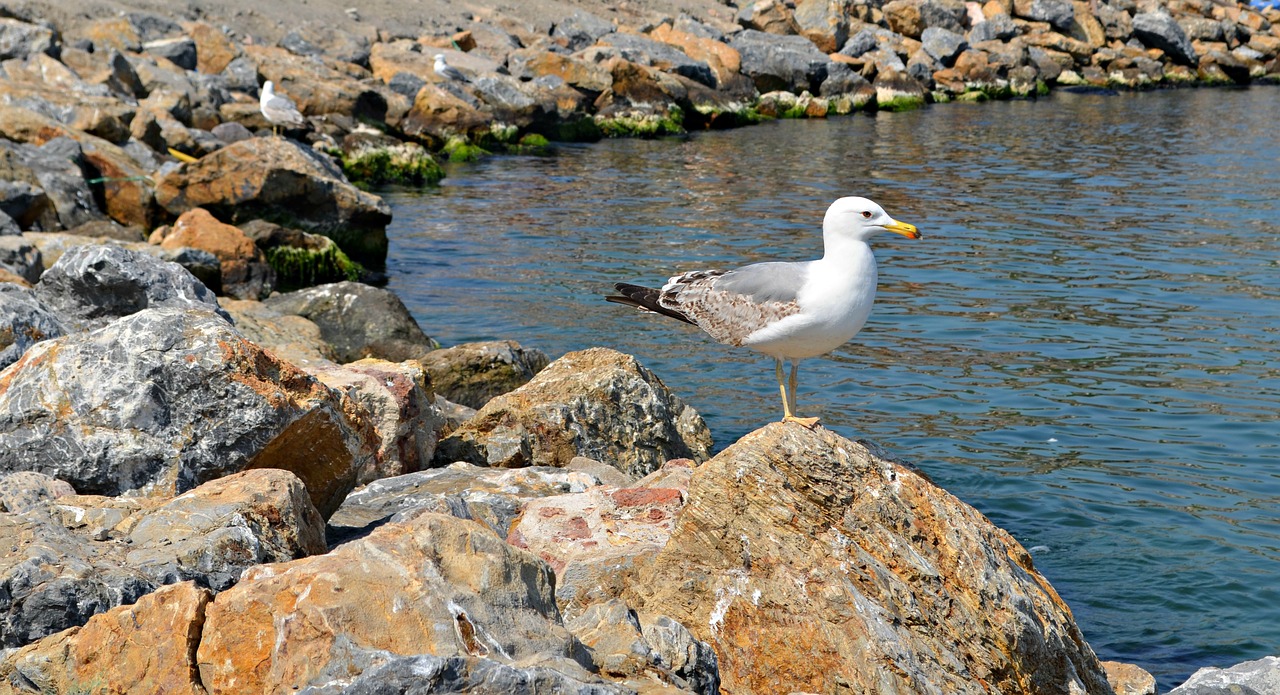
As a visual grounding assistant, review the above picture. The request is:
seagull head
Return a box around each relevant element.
[824,196,920,242]
[434,54,446,63]
[262,80,275,96]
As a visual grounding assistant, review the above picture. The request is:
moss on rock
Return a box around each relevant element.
[341,142,444,186]
[596,106,686,138]
[265,239,362,291]
[442,137,491,162]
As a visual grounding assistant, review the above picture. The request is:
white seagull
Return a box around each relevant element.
[433,53,468,82]
[607,197,921,427]
[259,80,305,136]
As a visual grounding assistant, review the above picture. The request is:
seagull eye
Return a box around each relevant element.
[861,211,872,219]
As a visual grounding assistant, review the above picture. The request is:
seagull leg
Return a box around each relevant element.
[783,360,820,429]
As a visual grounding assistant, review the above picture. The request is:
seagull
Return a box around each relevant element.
[433,53,468,82]
[259,80,305,136]
[607,197,921,427]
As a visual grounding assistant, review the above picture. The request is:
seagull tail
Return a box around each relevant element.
[606,283,695,325]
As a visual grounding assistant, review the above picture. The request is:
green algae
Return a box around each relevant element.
[265,241,362,290]
[341,143,444,186]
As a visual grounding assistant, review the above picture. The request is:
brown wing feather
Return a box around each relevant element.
[659,271,802,346]
[606,283,696,325]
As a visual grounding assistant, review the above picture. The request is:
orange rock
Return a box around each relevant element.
[163,208,259,262]
[183,21,241,74]
[649,23,744,88]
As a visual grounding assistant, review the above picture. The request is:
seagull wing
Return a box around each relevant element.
[660,263,808,346]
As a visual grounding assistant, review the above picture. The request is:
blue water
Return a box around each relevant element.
[382,86,1280,690]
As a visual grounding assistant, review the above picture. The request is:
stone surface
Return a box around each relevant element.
[435,348,712,478]
[729,29,831,93]
[218,297,338,368]
[420,340,551,409]
[1168,655,1280,694]
[1133,11,1199,66]
[0,307,376,517]
[0,471,75,513]
[922,25,969,65]
[196,511,581,694]
[32,243,228,331]
[0,236,41,285]
[1103,660,1158,695]
[0,283,64,369]
[552,10,617,51]
[625,423,1114,695]
[565,599,718,693]
[1014,0,1075,31]
[297,653,631,694]
[598,32,716,87]
[159,207,276,299]
[0,581,210,695]
[793,0,852,53]
[153,137,392,264]
[263,281,434,363]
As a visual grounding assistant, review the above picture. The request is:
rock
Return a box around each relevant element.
[729,29,832,93]
[142,36,197,70]
[123,469,327,590]
[509,49,613,93]
[400,82,492,145]
[0,283,63,369]
[153,137,392,264]
[1013,0,1074,32]
[263,281,433,363]
[0,471,75,513]
[313,358,446,485]
[243,45,388,123]
[874,69,929,110]
[793,0,853,53]
[420,340,550,409]
[1096,2,1133,41]
[0,581,210,695]
[24,232,218,287]
[32,243,227,331]
[297,653,629,694]
[0,307,376,517]
[0,211,18,236]
[0,135,106,233]
[219,297,337,368]
[598,33,716,87]
[1133,11,1198,66]
[1168,655,1280,694]
[64,219,146,242]
[195,511,582,694]
[1102,660,1157,695]
[968,13,1020,42]
[736,0,801,35]
[210,121,253,144]
[159,208,276,300]
[552,10,616,51]
[819,61,873,97]
[435,348,712,478]
[0,235,42,284]
[625,423,1114,695]
[647,23,747,92]
[922,26,969,65]
[183,21,241,74]
[565,599,718,692]
[0,18,57,60]
[326,462,605,546]
[239,218,361,290]
[883,0,967,38]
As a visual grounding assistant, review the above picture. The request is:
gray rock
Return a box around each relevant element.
[1014,0,1074,32]
[598,33,716,87]
[470,75,540,119]
[1132,11,1198,66]
[142,36,197,70]
[125,12,182,42]
[819,62,871,96]
[729,29,831,94]
[0,18,57,60]
[387,70,427,99]
[0,180,51,231]
[420,340,550,409]
[0,137,104,232]
[210,121,253,144]
[263,281,433,363]
[968,14,1021,43]
[33,244,228,331]
[1179,16,1224,42]
[100,49,146,98]
[565,599,718,694]
[279,30,324,57]
[552,10,616,52]
[640,613,720,694]
[0,210,19,237]
[0,471,75,513]
[838,28,883,57]
[0,307,375,517]
[1096,2,1134,41]
[673,13,723,41]
[1168,655,1280,695]
[918,0,968,34]
[0,282,62,368]
[0,236,42,284]
[922,26,968,66]
[907,50,940,86]
[300,653,631,695]
[221,55,259,92]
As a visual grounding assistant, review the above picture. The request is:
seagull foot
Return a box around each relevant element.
[782,415,821,429]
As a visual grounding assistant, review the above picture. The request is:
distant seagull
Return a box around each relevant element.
[433,53,468,82]
[259,80,305,136]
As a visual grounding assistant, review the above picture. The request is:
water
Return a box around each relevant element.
[382,86,1280,689]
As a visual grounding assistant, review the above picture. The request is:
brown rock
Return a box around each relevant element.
[884,0,927,37]
[793,0,853,53]
[1103,660,1158,695]
[737,0,802,34]
[244,45,387,121]
[162,208,275,299]
[0,581,210,695]
[626,423,1114,695]
[184,20,241,74]
[196,512,577,694]
[648,23,746,91]
[1072,0,1108,47]
[420,340,550,409]
[0,79,135,144]
[74,17,142,53]
[435,347,712,478]
[516,49,614,93]
[219,297,339,368]
[400,82,492,145]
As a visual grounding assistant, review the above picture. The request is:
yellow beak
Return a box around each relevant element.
[884,219,921,239]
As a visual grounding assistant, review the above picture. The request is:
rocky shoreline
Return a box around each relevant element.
[1,0,1278,693]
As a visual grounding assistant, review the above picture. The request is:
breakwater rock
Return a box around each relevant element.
[0,241,1157,692]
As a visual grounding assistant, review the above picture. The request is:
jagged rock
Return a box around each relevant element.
[242,45,387,122]
[1168,655,1280,694]
[598,33,716,87]
[153,137,392,264]
[968,13,1021,42]
[1013,0,1075,32]
[142,36,197,69]
[280,25,374,66]
[509,49,614,93]
[397,83,491,147]
[297,653,631,694]
[883,0,967,38]
[183,20,240,74]
[0,283,63,369]
[0,307,376,517]
[922,26,969,65]
[24,232,218,288]
[0,236,41,284]
[0,211,18,237]
[218,297,337,368]
[793,0,853,53]
[1133,11,1198,66]
[648,22,746,92]
[196,511,583,693]
[0,137,104,232]
[263,281,433,363]
[1103,660,1157,695]
[565,599,718,693]
[32,244,227,331]
[0,471,75,513]
[420,340,550,409]
[624,423,1114,695]
[158,208,275,300]
[0,18,57,60]
[736,0,801,35]
[435,348,712,478]
[0,581,210,694]
[552,10,616,51]
[1096,2,1134,41]
[729,29,831,93]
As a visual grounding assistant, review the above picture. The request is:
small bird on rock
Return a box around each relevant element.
[433,53,468,82]
[259,80,305,136]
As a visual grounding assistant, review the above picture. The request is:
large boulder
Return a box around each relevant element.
[158,208,276,300]
[32,243,228,331]
[263,281,434,363]
[1168,655,1280,694]
[793,0,853,53]
[597,33,716,87]
[0,18,58,60]
[0,307,376,517]
[729,29,831,93]
[0,283,64,369]
[1013,0,1075,32]
[153,137,392,265]
[625,423,1114,694]
[1132,11,1199,66]
[552,10,617,51]
[217,297,337,368]
[420,340,550,409]
[435,348,712,478]
[0,138,105,232]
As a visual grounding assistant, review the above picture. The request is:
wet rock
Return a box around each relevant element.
[0,283,63,369]
[158,208,275,299]
[435,347,712,478]
[0,18,57,60]
[240,218,361,290]
[729,29,831,93]
[625,423,1114,695]
[1168,655,1280,694]
[736,0,801,35]
[1103,660,1157,695]
[196,511,581,693]
[874,69,929,110]
[552,10,616,51]
[0,581,210,695]
[1133,11,1198,66]
[153,137,392,264]
[32,244,227,331]
[263,281,433,363]
[124,469,327,590]
[0,307,376,517]
[420,340,550,409]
